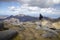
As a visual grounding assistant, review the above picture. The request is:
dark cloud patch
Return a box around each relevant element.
[0,0,60,8]
[18,0,59,8]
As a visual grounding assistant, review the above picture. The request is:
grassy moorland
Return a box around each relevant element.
[3,20,60,40]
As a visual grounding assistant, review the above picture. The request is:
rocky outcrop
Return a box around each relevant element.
[42,32,57,38]
[35,22,59,38]
[4,18,20,25]
[0,30,18,40]
[0,22,4,30]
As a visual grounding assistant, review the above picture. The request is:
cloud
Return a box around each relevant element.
[53,0,60,4]
[0,0,60,18]
[0,0,60,8]
[8,5,40,16]
[8,5,60,17]
[18,0,60,8]
[8,6,16,11]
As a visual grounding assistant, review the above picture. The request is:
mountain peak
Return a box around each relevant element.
[16,14,25,17]
[4,14,38,22]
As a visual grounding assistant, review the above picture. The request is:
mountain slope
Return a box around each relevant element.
[0,15,9,21]
[5,14,39,22]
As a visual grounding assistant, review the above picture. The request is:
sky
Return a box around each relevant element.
[0,0,60,18]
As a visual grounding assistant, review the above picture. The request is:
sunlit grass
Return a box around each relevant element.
[4,21,60,40]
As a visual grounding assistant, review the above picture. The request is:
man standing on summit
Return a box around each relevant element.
[36,14,43,29]
[39,14,43,27]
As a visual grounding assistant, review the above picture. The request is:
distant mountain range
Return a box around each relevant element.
[0,15,8,19]
[43,16,60,22]
[3,14,39,22]
[0,15,9,21]
[0,14,60,22]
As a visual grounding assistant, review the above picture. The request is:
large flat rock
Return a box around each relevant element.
[0,30,18,40]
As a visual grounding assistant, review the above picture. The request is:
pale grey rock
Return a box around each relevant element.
[0,30,18,40]
[42,32,57,38]
[55,29,60,33]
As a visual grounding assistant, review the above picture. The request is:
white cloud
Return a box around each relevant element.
[8,6,16,11]
[8,5,60,17]
[40,8,55,14]
[0,0,60,18]
[53,0,60,4]
[18,0,60,8]
[1,0,60,8]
